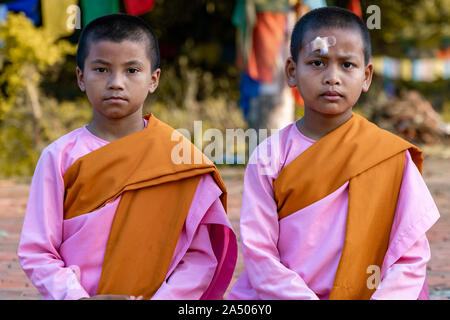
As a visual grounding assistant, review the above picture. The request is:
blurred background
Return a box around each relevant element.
[0,0,449,299]
[0,0,449,175]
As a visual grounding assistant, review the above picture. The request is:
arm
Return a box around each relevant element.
[17,148,89,300]
[239,160,319,300]
[151,224,217,300]
[371,234,430,300]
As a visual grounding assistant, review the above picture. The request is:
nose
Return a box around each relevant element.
[323,64,341,86]
[107,71,125,90]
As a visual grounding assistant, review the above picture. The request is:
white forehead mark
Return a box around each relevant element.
[308,36,337,56]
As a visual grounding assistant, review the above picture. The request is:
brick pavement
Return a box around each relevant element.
[0,158,449,300]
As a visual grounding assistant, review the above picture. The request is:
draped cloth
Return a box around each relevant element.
[63,114,231,299]
[273,113,422,299]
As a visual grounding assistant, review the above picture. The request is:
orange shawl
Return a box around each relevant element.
[63,114,226,299]
[273,113,422,299]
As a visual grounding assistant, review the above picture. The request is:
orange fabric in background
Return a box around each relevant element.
[273,113,422,299]
[348,0,363,18]
[247,12,287,83]
[63,114,227,299]
[292,87,304,106]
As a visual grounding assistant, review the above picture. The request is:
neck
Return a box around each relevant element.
[87,109,145,142]
[297,108,353,141]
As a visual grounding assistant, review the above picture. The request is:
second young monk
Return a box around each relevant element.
[18,14,237,300]
[229,7,439,300]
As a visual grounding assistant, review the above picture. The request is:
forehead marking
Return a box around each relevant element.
[308,36,336,56]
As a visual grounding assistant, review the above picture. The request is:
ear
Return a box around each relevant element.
[76,66,86,92]
[362,62,373,93]
[285,57,298,88]
[148,68,161,94]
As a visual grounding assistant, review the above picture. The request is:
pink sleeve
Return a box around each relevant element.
[151,224,218,300]
[371,234,430,300]
[17,148,89,300]
[238,160,319,300]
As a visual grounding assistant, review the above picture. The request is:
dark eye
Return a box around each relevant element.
[311,60,324,67]
[128,68,139,74]
[95,67,107,73]
[343,62,354,69]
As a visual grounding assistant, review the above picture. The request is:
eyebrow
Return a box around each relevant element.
[123,60,145,67]
[90,59,145,67]
[338,54,359,60]
[305,52,359,60]
[90,59,111,65]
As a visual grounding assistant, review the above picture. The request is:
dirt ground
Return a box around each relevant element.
[0,156,449,300]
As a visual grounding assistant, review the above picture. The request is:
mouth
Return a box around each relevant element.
[320,90,343,101]
[104,96,128,103]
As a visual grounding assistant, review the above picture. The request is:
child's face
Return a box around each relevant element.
[286,28,373,116]
[76,40,160,120]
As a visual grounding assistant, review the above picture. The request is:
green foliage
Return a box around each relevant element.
[441,101,450,122]
[142,0,242,125]
[1,1,448,177]
[146,56,245,134]
[0,13,76,112]
[0,13,84,177]
[0,117,38,177]
[356,0,450,57]
[355,0,450,120]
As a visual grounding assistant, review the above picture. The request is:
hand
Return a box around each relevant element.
[80,294,143,300]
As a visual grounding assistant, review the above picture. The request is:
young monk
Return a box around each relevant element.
[228,7,440,300]
[17,14,237,300]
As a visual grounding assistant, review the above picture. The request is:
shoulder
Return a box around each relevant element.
[39,128,84,160]
[355,113,422,155]
[37,127,91,175]
[250,122,294,160]
[197,173,223,197]
[357,113,416,146]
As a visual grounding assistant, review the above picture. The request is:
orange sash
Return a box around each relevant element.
[273,113,422,299]
[63,114,226,299]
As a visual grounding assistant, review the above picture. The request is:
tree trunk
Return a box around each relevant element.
[25,76,43,150]
[247,72,294,144]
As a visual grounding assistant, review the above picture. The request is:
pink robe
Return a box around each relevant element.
[18,122,237,300]
[228,121,440,300]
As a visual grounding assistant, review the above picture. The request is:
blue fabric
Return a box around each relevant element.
[412,59,420,82]
[383,79,396,99]
[5,0,40,25]
[0,4,8,24]
[303,0,327,10]
[238,72,260,119]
